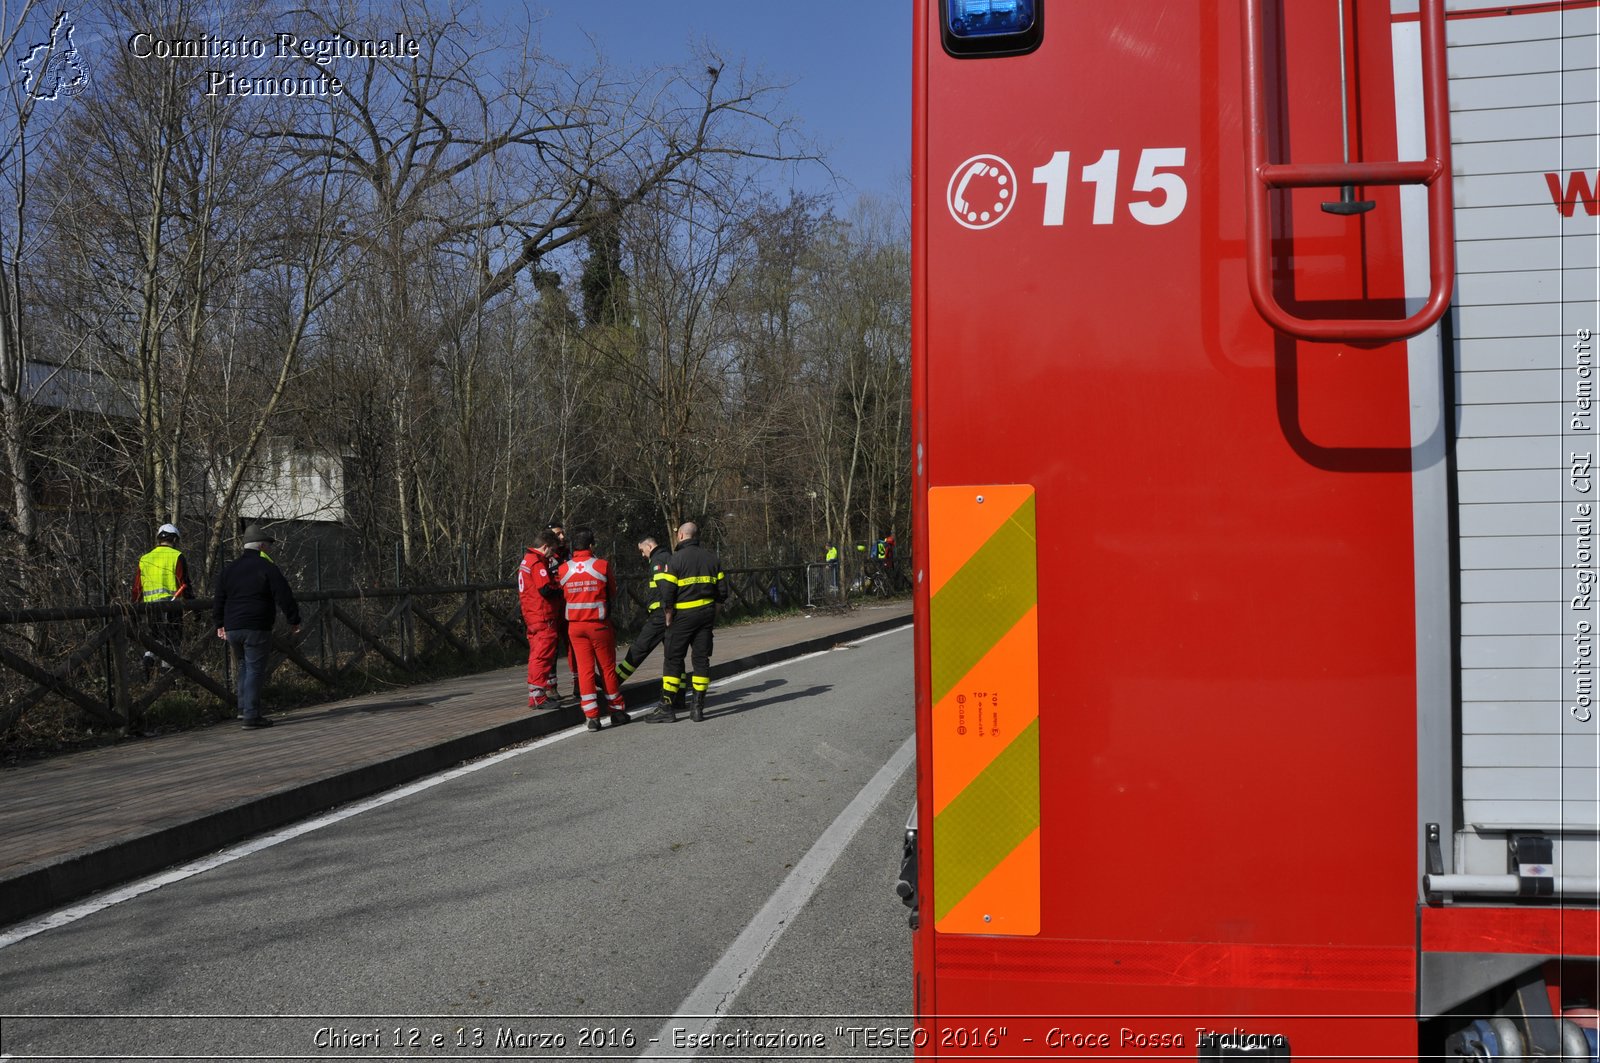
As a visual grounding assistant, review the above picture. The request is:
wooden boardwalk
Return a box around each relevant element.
[0,603,912,925]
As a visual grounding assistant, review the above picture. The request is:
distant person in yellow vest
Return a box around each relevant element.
[132,523,193,680]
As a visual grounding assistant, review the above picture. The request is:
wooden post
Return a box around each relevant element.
[109,616,134,734]
[315,540,328,672]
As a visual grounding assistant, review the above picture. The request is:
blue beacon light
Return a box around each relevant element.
[945,0,1036,40]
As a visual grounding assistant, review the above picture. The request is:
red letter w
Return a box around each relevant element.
[1546,171,1600,217]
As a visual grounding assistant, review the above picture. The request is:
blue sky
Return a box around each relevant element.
[528,1,912,208]
[30,1,911,209]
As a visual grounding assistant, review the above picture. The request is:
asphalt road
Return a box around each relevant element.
[0,625,917,1062]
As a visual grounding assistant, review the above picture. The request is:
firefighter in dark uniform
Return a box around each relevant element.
[616,533,674,684]
[645,521,726,723]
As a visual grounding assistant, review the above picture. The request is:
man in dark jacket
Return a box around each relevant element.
[645,521,726,724]
[616,533,674,684]
[213,524,301,729]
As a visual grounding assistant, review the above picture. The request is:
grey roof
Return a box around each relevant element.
[24,361,136,419]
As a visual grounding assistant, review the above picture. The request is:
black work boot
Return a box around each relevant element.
[690,691,706,722]
[644,696,676,724]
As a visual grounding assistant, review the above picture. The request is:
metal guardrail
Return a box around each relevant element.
[0,563,888,738]
[0,584,521,737]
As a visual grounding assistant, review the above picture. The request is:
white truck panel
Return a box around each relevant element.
[1457,500,1568,535]
[1460,535,1564,570]
[1456,434,1568,468]
[1440,3,1600,877]
[1455,135,1599,175]
[1458,368,1569,404]
[1460,601,1565,636]
[1456,467,1565,502]
[1458,234,1597,274]
[1466,701,1600,735]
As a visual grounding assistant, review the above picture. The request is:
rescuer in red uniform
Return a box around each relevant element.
[546,519,586,698]
[557,526,629,731]
[516,529,562,709]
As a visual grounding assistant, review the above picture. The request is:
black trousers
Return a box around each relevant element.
[663,607,715,683]
[621,612,667,673]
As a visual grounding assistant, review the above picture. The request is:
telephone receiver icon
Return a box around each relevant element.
[951,160,990,215]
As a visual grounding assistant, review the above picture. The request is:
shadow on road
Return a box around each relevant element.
[707,681,833,721]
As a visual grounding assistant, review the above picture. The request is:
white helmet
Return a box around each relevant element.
[157,523,180,538]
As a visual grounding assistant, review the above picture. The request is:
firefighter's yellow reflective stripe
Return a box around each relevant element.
[677,575,718,586]
[662,675,683,692]
[676,598,715,610]
[928,484,1039,936]
[691,675,710,691]
[648,602,662,611]
[658,572,681,585]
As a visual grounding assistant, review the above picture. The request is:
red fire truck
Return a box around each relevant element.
[911,0,1599,1058]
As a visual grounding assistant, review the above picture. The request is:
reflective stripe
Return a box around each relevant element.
[929,484,1040,936]
[677,574,717,586]
[691,675,710,692]
[676,598,715,610]
[559,553,609,621]
[657,572,681,585]
[559,564,607,586]
[662,674,683,693]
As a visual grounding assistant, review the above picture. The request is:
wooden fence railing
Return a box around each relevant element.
[0,563,886,738]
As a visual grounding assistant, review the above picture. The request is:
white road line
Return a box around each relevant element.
[650,733,916,1057]
[1,624,913,951]
[849,622,912,645]
[0,725,588,950]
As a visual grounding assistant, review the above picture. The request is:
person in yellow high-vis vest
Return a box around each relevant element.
[131,523,193,679]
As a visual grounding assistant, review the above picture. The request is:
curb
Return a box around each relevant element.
[1,612,912,926]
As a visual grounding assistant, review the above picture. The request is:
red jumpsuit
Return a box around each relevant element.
[557,550,625,720]
[517,545,561,708]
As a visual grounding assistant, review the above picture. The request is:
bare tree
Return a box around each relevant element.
[800,202,911,563]
[0,0,64,580]
[271,0,799,574]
